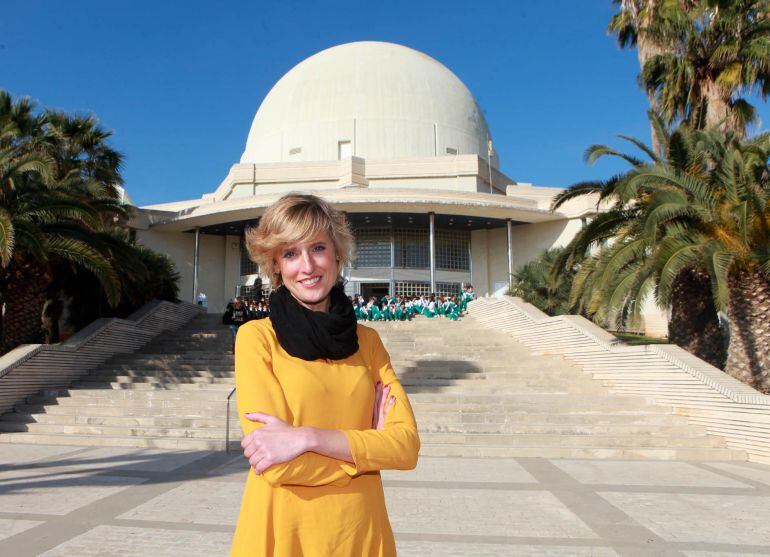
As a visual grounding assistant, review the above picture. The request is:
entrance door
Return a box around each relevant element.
[361,282,390,301]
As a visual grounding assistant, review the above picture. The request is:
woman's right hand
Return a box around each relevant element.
[372,381,395,430]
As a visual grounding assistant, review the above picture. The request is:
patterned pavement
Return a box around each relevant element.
[1,444,770,556]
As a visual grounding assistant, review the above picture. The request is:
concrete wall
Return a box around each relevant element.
[369,176,478,191]
[135,230,230,312]
[509,220,580,268]
[470,218,668,338]
[471,222,576,297]
[470,228,508,296]
[641,294,669,337]
[347,267,471,284]
[223,235,242,306]
[228,180,342,199]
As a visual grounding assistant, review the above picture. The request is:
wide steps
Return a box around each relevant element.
[0,432,746,460]
[0,432,233,451]
[0,428,728,450]
[7,414,703,437]
[0,307,752,461]
[470,298,768,462]
[418,432,727,448]
[13,403,686,426]
[418,444,746,461]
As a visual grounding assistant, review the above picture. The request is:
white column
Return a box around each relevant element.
[223,235,241,310]
[192,228,200,303]
[389,225,395,296]
[429,212,436,293]
[506,219,514,288]
[468,229,473,287]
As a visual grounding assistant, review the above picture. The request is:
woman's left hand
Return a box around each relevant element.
[372,382,396,430]
[242,412,309,474]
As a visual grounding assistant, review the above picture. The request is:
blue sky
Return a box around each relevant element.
[3,1,770,206]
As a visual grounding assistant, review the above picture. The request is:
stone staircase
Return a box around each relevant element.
[0,312,747,460]
[469,296,770,463]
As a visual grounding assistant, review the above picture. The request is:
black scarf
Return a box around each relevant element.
[269,284,358,361]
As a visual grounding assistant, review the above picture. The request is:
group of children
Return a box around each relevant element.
[222,285,477,338]
[351,285,476,322]
[223,297,270,325]
[222,297,271,348]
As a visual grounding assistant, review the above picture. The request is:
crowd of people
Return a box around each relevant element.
[351,285,475,322]
[223,297,271,343]
[222,285,476,343]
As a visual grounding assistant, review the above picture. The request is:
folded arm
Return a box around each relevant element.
[235,323,354,487]
[236,323,418,484]
[342,330,420,473]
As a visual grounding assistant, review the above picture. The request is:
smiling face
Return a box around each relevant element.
[275,230,338,312]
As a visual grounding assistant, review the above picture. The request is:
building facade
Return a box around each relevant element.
[128,41,666,335]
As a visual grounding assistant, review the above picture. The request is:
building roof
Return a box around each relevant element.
[241,42,495,166]
[133,187,567,233]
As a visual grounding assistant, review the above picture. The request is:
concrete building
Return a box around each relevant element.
[128,41,665,334]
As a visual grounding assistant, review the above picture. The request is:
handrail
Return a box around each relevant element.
[226,387,237,453]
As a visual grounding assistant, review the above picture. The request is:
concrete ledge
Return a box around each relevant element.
[469,297,770,463]
[0,300,205,416]
[489,297,768,406]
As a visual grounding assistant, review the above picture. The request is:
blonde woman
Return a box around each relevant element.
[230,193,420,556]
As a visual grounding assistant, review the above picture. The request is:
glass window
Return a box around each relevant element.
[354,225,470,271]
[395,281,460,297]
[354,228,390,267]
[240,237,258,276]
[395,281,431,297]
[436,229,470,271]
[394,228,429,269]
[239,284,270,302]
[436,282,462,297]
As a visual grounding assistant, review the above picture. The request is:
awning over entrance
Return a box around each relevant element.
[193,212,524,236]
[133,188,566,233]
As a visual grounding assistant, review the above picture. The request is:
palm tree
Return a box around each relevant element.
[627,129,770,387]
[551,116,728,368]
[0,91,124,350]
[609,0,671,152]
[509,248,575,316]
[44,110,124,199]
[49,231,181,338]
[0,90,182,351]
[640,0,770,134]
[610,1,770,136]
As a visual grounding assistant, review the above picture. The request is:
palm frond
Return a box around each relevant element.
[703,245,734,311]
[0,208,14,267]
[617,134,660,163]
[550,181,605,212]
[584,144,644,167]
[47,236,122,306]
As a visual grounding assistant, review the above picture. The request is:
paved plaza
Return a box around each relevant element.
[1,444,770,555]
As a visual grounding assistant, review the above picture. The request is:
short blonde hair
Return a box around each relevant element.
[244,193,354,287]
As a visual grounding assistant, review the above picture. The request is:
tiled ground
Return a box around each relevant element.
[1,444,770,556]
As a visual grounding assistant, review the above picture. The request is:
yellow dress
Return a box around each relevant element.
[230,318,420,557]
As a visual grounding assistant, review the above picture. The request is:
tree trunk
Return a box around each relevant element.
[725,269,770,392]
[702,78,740,134]
[637,35,665,156]
[668,268,726,369]
[1,266,49,354]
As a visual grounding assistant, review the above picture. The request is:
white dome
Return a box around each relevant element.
[241,42,495,166]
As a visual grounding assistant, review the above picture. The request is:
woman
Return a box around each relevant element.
[231,193,420,556]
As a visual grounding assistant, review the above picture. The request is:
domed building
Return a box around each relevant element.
[131,42,659,329]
